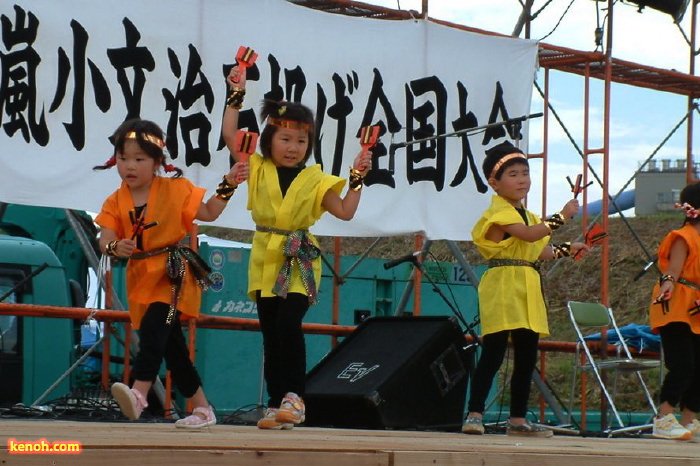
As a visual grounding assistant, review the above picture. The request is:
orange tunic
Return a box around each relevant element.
[95,177,205,329]
[649,224,700,334]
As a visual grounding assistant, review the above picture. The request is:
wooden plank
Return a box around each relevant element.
[392,451,700,466]
[1,420,700,465]
[0,449,391,466]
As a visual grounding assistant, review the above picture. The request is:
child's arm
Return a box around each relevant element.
[657,237,689,299]
[196,162,249,222]
[99,227,136,258]
[322,149,372,221]
[222,66,246,162]
[490,199,579,243]
[538,241,590,260]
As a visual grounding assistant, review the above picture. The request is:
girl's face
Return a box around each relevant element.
[116,139,159,192]
[488,161,530,206]
[269,127,309,168]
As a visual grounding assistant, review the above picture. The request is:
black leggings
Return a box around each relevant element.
[256,292,309,408]
[467,328,539,418]
[659,321,700,413]
[130,302,202,398]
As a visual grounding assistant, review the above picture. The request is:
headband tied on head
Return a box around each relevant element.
[268,117,311,132]
[676,202,700,218]
[125,130,165,149]
[489,153,527,180]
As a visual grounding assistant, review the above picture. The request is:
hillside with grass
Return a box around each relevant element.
[201,213,681,414]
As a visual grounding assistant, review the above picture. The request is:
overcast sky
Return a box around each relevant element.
[361,0,695,215]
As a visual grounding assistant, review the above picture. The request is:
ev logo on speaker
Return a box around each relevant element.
[337,363,380,382]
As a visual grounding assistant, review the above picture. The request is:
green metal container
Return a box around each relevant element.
[0,235,74,407]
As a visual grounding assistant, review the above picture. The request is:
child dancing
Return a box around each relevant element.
[94,118,247,428]
[221,65,372,429]
[462,141,588,437]
[649,182,700,441]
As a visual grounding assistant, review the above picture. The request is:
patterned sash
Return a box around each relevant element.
[257,225,320,305]
[131,245,212,324]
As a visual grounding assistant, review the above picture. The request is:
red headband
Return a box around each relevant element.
[268,117,311,132]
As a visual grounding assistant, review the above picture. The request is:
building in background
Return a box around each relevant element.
[634,159,697,215]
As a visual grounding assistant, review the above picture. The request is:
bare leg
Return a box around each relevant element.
[187,386,210,409]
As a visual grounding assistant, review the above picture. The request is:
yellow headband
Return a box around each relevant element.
[125,131,165,149]
[489,153,527,179]
[268,117,311,133]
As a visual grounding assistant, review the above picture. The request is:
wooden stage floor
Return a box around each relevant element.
[1,419,699,465]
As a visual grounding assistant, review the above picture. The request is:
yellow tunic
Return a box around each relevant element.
[471,195,551,337]
[649,224,700,334]
[95,177,205,329]
[246,153,345,300]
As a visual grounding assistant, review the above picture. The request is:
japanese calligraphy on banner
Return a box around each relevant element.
[0,0,537,240]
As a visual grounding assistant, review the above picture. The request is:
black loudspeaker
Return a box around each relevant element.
[628,0,690,23]
[305,316,470,430]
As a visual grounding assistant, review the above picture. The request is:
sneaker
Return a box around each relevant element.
[175,406,216,429]
[685,419,700,439]
[653,413,692,440]
[275,392,305,425]
[461,416,485,435]
[257,408,293,430]
[506,420,553,438]
[111,382,147,421]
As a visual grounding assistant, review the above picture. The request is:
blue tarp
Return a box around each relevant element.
[583,323,661,353]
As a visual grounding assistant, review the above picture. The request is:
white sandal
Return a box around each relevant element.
[175,406,216,429]
[111,383,148,421]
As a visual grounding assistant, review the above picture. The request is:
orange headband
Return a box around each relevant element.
[489,153,527,179]
[268,117,311,132]
[125,131,165,149]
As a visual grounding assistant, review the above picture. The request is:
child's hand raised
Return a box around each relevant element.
[226,161,249,186]
[227,65,246,89]
[560,199,580,220]
[352,149,372,174]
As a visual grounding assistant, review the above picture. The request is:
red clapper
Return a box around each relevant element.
[129,209,158,241]
[234,130,258,183]
[574,222,608,261]
[566,173,593,199]
[359,125,379,170]
[233,46,258,83]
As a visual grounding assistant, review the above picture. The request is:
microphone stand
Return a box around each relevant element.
[405,256,481,349]
[389,112,543,156]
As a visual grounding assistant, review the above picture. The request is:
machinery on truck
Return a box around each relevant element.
[0,203,95,408]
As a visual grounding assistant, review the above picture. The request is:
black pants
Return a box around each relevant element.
[467,328,539,418]
[256,292,309,408]
[659,321,700,413]
[131,302,202,398]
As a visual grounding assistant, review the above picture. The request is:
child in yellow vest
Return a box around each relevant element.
[221,66,372,429]
[462,141,587,437]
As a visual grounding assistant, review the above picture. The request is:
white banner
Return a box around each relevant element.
[0,0,537,240]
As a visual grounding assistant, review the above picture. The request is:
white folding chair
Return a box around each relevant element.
[566,301,659,434]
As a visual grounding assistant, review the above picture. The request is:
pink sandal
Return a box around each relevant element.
[175,406,216,429]
[111,382,148,420]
